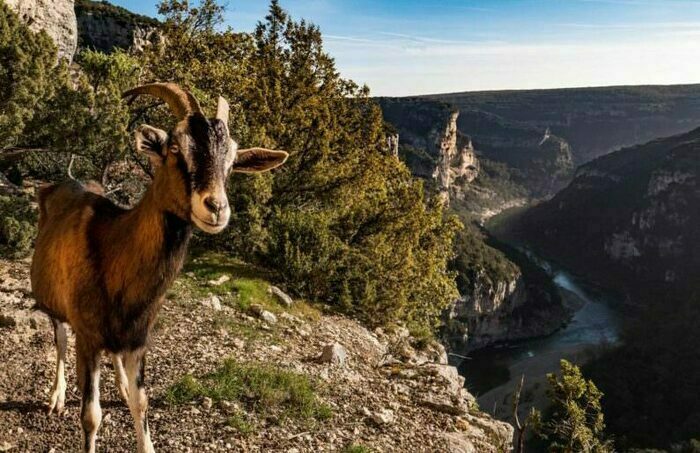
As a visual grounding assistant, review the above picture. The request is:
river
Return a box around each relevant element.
[456,256,621,398]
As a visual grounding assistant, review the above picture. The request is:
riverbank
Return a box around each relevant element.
[457,257,621,427]
[473,287,603,424]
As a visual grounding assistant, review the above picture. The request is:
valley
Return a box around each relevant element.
[379,85,700,449]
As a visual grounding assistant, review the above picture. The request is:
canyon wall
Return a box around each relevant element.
[427,85,700,165]
[510,126,700,306]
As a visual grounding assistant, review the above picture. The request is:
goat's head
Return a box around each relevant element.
[123,83,288,234]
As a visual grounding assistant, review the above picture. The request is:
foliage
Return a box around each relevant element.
[451,223,518,295]
[2,0,460,331]
[0,194,37,258]
[0,1,58,151]
[342,445,373,453]
[165,359,332,424]
[533,360,613,453]
[1,0,138,187]
[143,0,460,329]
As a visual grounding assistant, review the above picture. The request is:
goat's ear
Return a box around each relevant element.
[231,148,289,173]
[135,125,168,166]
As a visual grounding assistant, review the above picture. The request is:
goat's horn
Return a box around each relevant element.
[122,82,201,120]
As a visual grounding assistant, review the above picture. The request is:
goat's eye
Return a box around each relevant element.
[170,145,180,154]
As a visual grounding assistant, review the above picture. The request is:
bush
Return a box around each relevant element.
[0,195,37,258]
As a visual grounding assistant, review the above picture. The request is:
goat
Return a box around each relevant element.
[30,83,288,453]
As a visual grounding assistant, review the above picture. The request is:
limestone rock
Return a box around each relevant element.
[319,342,347,367]
[268,285,293,307]
[75,2,161,53]
[261,310,277,324]
[249,303,278,324]
[420,395,467,416]
[208,275,230,286]
[371,408,394,426]
[202,295,222,311]
[6,0,78,61]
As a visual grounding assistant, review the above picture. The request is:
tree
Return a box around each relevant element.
[0,0,58,154]
[534,360,613,453]
[145,0,460,329]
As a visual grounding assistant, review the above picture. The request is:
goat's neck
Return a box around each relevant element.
[104,170,192,305]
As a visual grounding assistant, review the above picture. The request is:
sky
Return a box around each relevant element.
[111,0,700,96]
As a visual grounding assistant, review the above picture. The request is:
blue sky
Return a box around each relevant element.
[112,0,700,96]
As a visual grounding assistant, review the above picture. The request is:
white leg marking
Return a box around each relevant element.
[112,353,130,404]
[48,320,67,415]
[125,351,155,453]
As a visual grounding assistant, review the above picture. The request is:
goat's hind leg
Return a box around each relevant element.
[112,353,130,403]
[125,350,155,453]
[47,317,67,415]
[77,339,102,453]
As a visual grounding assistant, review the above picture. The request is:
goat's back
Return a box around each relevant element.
[31,180,107,321]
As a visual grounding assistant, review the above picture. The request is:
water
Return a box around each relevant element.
[456,259,621,396]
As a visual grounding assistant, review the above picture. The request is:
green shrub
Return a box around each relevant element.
[0,195,37,258]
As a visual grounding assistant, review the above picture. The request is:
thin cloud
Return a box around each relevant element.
[558,21,700,29]
[578,0,700,5]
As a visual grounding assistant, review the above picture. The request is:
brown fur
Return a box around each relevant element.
[31,148,192,354]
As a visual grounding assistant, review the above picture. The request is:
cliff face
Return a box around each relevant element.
[5,0,78,60]
[455,109,574,198]
[427,84,700,165]
[378,98,568,351]
[510,127,700,306]
[75,0,160,52]
[377,98,479,202]
[447,231,567,351]
[377,98,574,212]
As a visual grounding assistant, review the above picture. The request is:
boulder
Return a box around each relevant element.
[371,408,394,426]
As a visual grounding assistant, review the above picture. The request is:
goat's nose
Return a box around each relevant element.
[203,196,227,215]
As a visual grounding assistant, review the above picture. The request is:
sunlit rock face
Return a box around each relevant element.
[6,0,78,61]
[513,127,700,306]
[376,97,575,209]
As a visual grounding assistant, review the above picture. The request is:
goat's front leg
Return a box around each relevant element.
[124,349,155,453]
[112,353,130,404]
[76,339,102,453]
[48,317,67,415]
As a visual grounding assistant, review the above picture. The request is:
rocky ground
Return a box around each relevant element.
[0,255,513,452]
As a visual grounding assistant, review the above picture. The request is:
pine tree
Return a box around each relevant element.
[534,360,614,453]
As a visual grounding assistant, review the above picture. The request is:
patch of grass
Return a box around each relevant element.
[176,251,322,322]
[165,375,203,405]
[226,412,255,436]
[165,359,332,424]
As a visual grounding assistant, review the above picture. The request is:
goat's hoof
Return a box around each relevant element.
[47,401,65,416]
[47,391,65,415]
